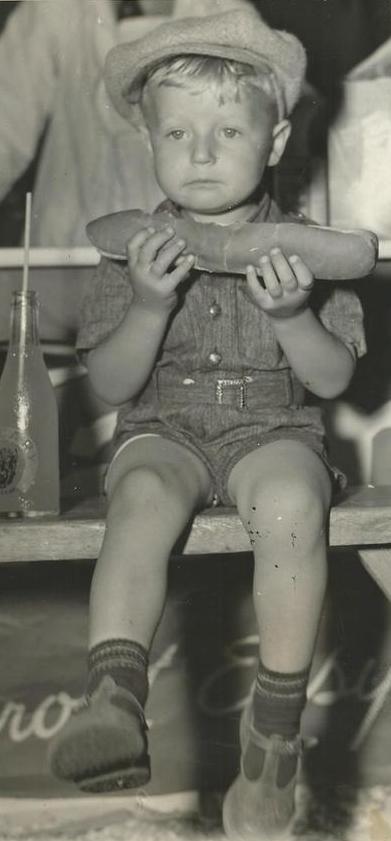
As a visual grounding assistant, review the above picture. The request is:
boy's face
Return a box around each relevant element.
[143,80,290,222]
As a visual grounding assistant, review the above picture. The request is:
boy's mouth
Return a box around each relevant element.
[185,179,221,186]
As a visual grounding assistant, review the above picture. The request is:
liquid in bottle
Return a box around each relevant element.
[0,290,60,516]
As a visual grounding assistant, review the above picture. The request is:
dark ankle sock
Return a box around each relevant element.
[87,639,149,708]
[243,661,309,783]
[253,661,310,739]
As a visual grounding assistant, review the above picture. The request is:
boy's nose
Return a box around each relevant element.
[191,134,216,164]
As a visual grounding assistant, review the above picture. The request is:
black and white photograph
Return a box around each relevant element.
[0,1,391,839]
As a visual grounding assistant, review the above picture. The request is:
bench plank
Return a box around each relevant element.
[1,485,391,563]
[330,484,391,546]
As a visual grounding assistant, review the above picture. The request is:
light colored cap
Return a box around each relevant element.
[104,6,307,127]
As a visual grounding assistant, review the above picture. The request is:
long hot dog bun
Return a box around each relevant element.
[86,209,378,280]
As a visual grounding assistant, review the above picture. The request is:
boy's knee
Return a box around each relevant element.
[111,465,173,509]
[245,481,327,557]
[247,477,327,537]
[110,463,196,516]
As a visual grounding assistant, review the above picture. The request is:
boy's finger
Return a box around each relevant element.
[165,254,195,288]
[260,255,283,298]
[246,264,269,307]
[152,238,187,276]
[269,248,297,292]
[126,228,153,263]
[138,227,175,265]
[288,255,314,289]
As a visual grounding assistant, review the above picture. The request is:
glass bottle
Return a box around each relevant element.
[0,290,60,517]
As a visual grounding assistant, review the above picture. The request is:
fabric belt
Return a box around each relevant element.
[155,369,304,410]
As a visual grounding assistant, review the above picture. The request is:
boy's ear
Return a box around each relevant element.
[267,119,292,167]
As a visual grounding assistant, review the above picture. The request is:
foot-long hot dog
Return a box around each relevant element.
[86,210,378,280]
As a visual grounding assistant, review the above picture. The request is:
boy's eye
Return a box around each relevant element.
[222,128,239,138]
[168,129,185,140]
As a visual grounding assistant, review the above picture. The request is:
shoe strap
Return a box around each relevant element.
[113,684,148,727]
[89,675,148,728]
[248,724,303,756]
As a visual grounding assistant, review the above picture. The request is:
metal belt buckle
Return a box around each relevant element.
[216,377,247,409]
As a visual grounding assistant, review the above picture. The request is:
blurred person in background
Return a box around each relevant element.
[0,0,243,246]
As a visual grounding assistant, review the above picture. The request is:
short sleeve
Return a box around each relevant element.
[312,283,367,359]
[76,257,132,352]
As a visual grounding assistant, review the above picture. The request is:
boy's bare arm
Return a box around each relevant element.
[87,227,194,405]
[86,301,173,405]
[270,308,356,399]
[246,248,356,399]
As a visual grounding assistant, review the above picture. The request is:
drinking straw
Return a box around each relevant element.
[17,193,33,412]
[22,192,32,295]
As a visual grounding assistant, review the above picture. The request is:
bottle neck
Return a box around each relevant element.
[9,290,40,348]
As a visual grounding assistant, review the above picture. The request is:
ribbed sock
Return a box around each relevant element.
[252,661,310,739]
[87,639,149,708]
[243,661,309,784]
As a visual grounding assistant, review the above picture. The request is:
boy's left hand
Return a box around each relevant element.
[246,248,314,319]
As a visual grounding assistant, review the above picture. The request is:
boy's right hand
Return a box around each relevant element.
[127,226,195,313]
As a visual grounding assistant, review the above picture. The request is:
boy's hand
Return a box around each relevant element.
[246,248,314,319]
[127,226,194,312]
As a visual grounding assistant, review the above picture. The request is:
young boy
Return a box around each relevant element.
[49,8,366,839]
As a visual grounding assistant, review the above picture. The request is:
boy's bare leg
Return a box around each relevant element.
[229,439,331,672]
[49,436,212,791]
[90,436,213,649]
[223,439,331,840]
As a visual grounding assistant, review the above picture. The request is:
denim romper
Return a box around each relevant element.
[77,194,366,504]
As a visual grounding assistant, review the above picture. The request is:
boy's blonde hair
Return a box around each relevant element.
[141,55,280,116]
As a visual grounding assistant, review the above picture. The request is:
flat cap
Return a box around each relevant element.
[104,6,307,128]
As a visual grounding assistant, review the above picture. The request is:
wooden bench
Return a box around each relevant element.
[1,484,391,601]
